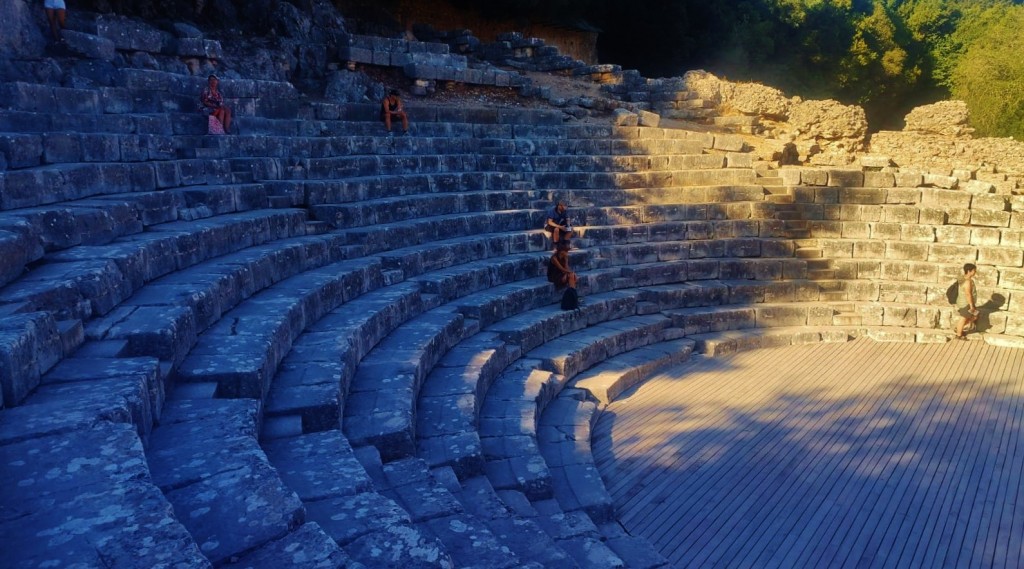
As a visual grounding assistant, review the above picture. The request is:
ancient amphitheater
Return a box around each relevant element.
[2,4,1024,569]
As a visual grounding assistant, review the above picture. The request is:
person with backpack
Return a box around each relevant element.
[547,242,577,290]
[954,263,979,340]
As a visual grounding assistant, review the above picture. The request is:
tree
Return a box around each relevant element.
[950,4,1024,137]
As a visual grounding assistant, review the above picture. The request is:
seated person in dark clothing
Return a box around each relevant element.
[381,89,409,136]
[544,201,573,249]
[547,242,577,290]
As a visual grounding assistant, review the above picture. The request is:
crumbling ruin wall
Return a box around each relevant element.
[869,101,1024,186]
[679,70,868,166]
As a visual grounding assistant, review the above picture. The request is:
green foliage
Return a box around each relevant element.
[950,6,1024,138]
[444,0,1024,133]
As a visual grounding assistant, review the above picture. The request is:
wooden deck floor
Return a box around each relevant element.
[593,339,1024,569]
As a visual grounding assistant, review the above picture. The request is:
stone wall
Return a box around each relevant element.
[868,100,1024,187]
[344,0,599,64]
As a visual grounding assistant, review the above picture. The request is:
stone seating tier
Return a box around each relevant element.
[5,40,1024,565]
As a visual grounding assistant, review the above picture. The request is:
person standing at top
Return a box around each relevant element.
[545,201,573,250]
[200,74,233,135]
[382,89,409,136]
[954,263,979,340]
[44,0,67,42]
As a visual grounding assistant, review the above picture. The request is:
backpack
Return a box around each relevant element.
[945,280,959,304]
[560,287,579,311]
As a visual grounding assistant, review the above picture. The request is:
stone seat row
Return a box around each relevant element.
[0,245,1007,569]
[12,200,1011,407]
[258,271,677,565]
[0,208,315,408]
[142,257,610,565]
[0,119,721,173]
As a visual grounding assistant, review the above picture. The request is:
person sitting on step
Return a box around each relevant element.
[382,89,409,136]
[200,74,232,135]
[544,200,573,250]
[547,241,577,290]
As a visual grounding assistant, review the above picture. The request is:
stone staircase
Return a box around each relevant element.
[3,10,1024,569]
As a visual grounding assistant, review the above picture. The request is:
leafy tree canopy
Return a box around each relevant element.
[449,0,1024,133]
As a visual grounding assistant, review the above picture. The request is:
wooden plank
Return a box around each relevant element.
[823,341,974,569]
[994,349,1024,569]
[768,341,948,569]
[735,341,942,569]
[825,341,988,569]
[904,343,1004,569]
[687,340,922,568]
[618,342,846,546]
[879,345,1011,569]
[596,339,1022,569]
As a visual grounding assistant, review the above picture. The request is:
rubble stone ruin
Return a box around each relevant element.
[1,1,1024,567]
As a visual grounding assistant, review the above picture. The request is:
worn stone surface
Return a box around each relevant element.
[307,490,411,546]
[345,524,455,569]
[263,430,373,501]
[0,311,61,407]
[0,423,210,568]
[163,458,304,565]
[0,375,152,445]
[222,522,358,569]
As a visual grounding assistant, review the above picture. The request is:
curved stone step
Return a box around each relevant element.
[442,472,579,568]
[145,398,307,566]
[0,422,211,568]
[175,256,384,399]
[311,189,533,229]
[0,158,241,210]
[344,308,469,459]
[261,430,457,567]
[533,168,757,191]
[221,522,359,569]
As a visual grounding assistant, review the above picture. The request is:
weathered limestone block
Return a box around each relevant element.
[0,134,42,168]
[1000,269,1024,290]
[96,15,165,52]
[978,247,1023,268]
[972,194,1009,212]
[887,242,928,260]
[929,244,976,263]
[863,171,895,188]
[637,109,660,127]
[62,30,116,60]
[713,134,746,152]
[164,460,304,565]
[885,187,921,204]
[0,425,210,568]
[971,210,1010,228]
[726,152,753,168]
[937,224,970,244]
[0,375,152,445]
[222,522,354,569]
[922,189,971,209]
[612,108,638,126]
[895,171,923,187]
[923,173,958,189]
[971,227,1001,247]
[826,169,865,187]
[778,167,801,186]
[0,312,61,407]
[901,224,935,242]
[839,187,885,205]
[962,181,995,194]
